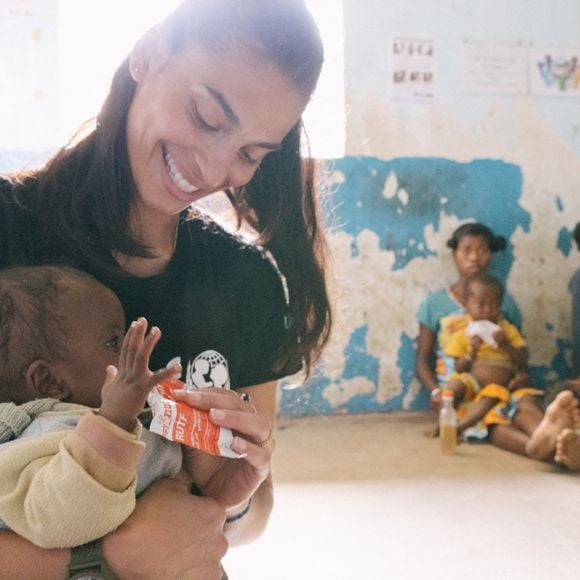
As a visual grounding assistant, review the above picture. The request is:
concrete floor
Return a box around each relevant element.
[223,412,580,580]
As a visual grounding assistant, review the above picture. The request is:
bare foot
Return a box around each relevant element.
[555,429,580,471]
[526,390,578,460]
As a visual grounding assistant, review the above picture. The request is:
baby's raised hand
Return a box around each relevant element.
[99,318,181,431]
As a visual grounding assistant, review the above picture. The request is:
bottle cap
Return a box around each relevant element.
[442,389,454,398]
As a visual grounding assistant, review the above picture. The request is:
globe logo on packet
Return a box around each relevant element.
[147,351,241,458]
[185,350,230,390]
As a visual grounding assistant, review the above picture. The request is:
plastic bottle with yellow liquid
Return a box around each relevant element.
[439,389,457,454]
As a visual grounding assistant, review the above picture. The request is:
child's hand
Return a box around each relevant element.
[99,318,181,432]
[493,329,508,347]
[470,335,483,351]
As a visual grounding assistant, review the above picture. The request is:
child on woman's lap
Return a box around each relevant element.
[419,228,580,467]
[432,273,546,453]
[431,272,580,465]
[0,265,183,548]
[416,223,524,410]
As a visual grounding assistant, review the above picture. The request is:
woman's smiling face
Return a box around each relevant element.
[126,41,308,218]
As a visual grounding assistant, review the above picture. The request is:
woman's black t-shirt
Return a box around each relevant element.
[0,178,300,389]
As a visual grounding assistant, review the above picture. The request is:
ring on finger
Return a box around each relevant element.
[255,428,273,448]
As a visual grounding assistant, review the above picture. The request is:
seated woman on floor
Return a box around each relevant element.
[416,222,580,468]
[415,222,526,411]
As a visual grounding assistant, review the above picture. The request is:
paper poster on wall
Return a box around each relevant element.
[0,0,58,150]
[462,43,528,95]
[529,47,580,97]
[390,37,435,102]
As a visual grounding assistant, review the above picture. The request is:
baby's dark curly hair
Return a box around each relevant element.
[464,272,505,302]
[446,223,507,253]
[0,265,97,403]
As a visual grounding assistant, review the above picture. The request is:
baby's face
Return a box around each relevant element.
[465,282,501,323]
[56,279,126,407]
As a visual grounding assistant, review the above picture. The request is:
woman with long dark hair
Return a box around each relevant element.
[0,1,332,577]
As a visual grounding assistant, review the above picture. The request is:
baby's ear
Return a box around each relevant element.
[25,360,70,401]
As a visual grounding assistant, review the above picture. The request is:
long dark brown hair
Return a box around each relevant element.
[12,0,332,375]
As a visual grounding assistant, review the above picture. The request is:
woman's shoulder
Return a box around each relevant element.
[0,175,14,190]
[417,287,459,330]
[501,290,522,327]
[178,218,287,303]
[0,175,17,202]
[0,175,37,268]
[419,287,455,311]
[183,218,278,272]
[0,177,12,229]
[502,289,519,305]
[0,174,35,213]
[422,287,451,303]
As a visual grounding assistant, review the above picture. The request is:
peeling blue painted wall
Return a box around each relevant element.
[280,155,578,417]
[327,156,529,274]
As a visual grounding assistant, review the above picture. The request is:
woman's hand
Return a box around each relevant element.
[430,387,442,412]
[102,477,228,580]
[173,382,276,513]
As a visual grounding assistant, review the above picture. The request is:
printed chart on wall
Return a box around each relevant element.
[0,0,57,150]
[462,43,528,95]
[389,37,435,102]
[529,47,580,97]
